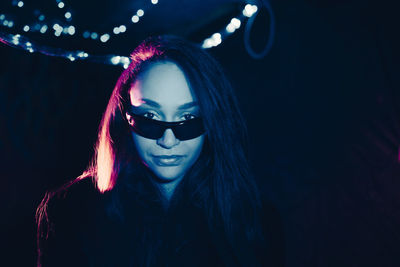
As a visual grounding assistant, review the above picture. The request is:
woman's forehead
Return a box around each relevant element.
[129,61,197,108]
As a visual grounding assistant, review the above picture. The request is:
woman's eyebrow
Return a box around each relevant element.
[141,98,161,108]
[177,101,198,110]
[138,99,198,110]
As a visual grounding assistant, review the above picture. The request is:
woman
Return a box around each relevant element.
[36,35,285,266]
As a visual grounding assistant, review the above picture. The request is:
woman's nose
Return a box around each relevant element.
[157,128,180,148]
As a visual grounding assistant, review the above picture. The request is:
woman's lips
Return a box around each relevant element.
[152,155,185,166]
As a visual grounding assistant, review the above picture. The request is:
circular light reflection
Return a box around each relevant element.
[226,23,235,33]
[100,34,110,42]
[137,9,144,17]
[68,25,75,35]
[111,56,120,65]
[23,25,30,32]
[113,27,120,34]
[58,2,65,8]
[231,18,241,29]
[40,25,48,33]
[119,25,126,33]
[131,15,139,23]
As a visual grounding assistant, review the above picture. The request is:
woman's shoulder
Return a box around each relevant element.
[36,176,105,266]
[36,176,101,236]
[43,176,98,211]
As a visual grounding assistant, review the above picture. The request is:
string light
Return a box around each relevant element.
[202,4,257,49]
[131,15,139,23]
[137,9,144,17]
[40,25,48,33]
[100,33,110,42]
[201,2,267,53]
[0,1,274,69]
[113,27,120,34]
[119,25,126,33]
[243,4,258,17]
[1,14,16,29]
[1,0,155,44]
[0,31,126,66]
[67,25,75,35]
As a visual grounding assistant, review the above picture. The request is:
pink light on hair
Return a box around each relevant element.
[93,89,121,192]
[129,46,160,67]
[96,124,115,192]
[83,40,163,193]
[0,37,7,45]
[129,82,144,107]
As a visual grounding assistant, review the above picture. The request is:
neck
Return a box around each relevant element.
[157,176,184,202]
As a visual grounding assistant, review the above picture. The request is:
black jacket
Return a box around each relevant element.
[37,177,285,267]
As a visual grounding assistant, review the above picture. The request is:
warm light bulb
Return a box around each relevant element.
[100,34,110,42]
[231,18,241,29]
[119,25,126,33]
[68,25,75,35]
[226,23,235,33]
[111,56,120,65]
[131,15,139,23]
[40,25,48,33]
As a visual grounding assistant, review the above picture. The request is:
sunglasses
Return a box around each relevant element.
[126,112,205,140]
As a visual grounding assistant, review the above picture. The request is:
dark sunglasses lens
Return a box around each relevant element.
[131,117,165,139]
[172,118,205,140]
[129,114,205,140]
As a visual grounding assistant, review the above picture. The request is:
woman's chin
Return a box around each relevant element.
[150,167,185,184]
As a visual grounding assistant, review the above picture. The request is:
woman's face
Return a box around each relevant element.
[126,61,205,184]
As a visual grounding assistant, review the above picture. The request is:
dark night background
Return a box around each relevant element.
[1,0,399,266]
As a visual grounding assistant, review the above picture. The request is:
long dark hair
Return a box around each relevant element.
[37,35,266,266]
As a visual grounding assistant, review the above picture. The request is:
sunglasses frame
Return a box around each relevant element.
[126,112,205,140]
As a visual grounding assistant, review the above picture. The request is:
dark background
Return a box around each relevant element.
[1,0,399,266]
